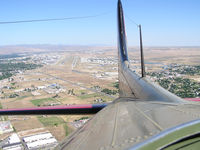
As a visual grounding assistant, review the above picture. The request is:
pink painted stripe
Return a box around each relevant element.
[0,104,93,112]
[184,98,200,101]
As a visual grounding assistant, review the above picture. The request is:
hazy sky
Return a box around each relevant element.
[0,0,199,46]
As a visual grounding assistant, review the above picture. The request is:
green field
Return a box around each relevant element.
[77,93,101,99]
[0,102,2,109]
[37,116,65,126]
[63,124,69,136]
[31,98,57,106]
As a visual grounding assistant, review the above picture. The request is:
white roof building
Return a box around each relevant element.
[23,132,53,143]
[3,144,23,150]
[8,133,21,144]
[23,132,58,150]
[2,133,23,150]
[26,138,57,149]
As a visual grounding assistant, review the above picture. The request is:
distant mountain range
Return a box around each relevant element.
[0,45,116,55]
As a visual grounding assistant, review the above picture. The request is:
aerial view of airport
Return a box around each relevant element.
[0,46,199,149]
[0,0,200,149]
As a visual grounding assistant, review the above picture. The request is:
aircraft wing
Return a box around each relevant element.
[0,103,107,115]
[57,99,200,150]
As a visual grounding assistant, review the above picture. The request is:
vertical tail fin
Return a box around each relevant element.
[117,0,183,103]
[117,0,128,64]
[117,0,136,98]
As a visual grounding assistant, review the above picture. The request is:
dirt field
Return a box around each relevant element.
[1,46,200,141]
[10,116,44,132]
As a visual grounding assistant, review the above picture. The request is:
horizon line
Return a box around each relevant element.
[0,44,200,48]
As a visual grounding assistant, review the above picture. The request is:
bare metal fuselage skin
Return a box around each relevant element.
[56,1,200,150]
[117,1,183,102]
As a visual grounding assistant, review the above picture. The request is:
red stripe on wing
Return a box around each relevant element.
[184,98,200,101]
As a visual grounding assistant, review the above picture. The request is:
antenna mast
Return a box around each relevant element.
[139,24,146,77]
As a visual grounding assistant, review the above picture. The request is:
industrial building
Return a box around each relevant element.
[2,133,23,150]
[23,132,58,150]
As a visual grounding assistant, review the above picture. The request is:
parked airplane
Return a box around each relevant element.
[1,0,200,149]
